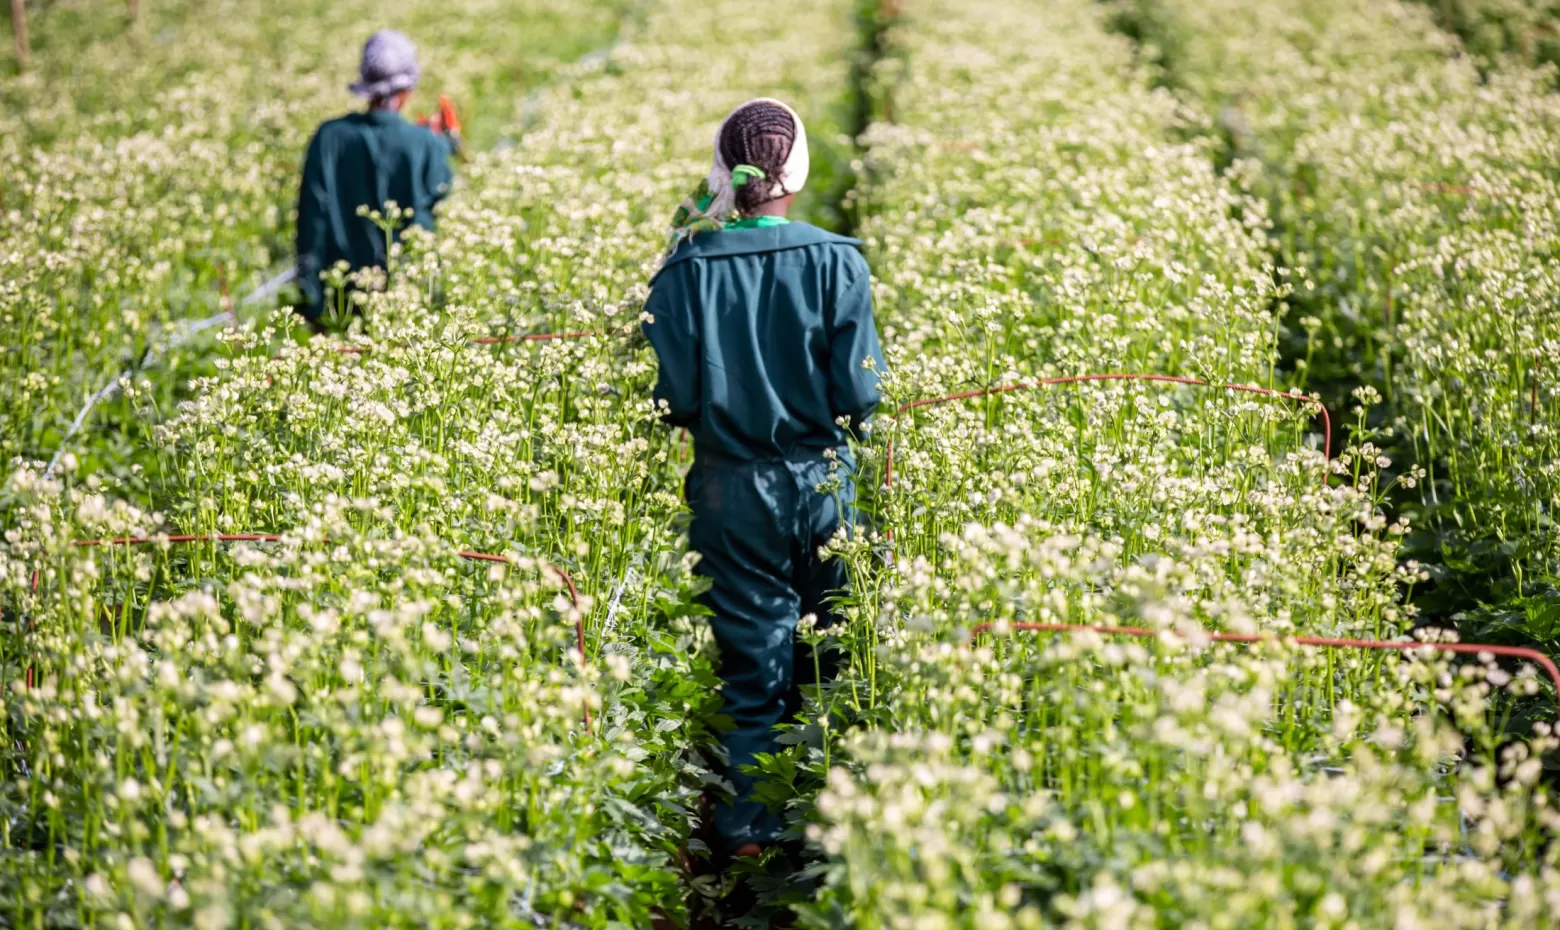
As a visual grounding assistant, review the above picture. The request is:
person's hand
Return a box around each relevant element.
[422,95,462,135]
[436,95,462,137]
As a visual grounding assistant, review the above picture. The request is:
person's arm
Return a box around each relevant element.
[643,272,701,429]
[295,129,330,320]
[829,257,886,433]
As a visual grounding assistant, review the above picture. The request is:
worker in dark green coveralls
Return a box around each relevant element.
[295,29,458,328]
[644,99,885,858]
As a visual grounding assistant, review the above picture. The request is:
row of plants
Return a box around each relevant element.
[1132,0,1560,657]
[1,0,866,924]
[759,0,1560,925]
[1409,0,1560,69]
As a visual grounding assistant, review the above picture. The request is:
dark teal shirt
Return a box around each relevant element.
[295,110,455,318]
[644,223,886,463]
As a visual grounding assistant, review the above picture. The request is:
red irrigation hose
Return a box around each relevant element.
[883,373,1332,490]
[969,621,1560,722]
[34,534,593,726]
[470,329,633,345]
[73,534,282,547]
[453,547,588,664]
[1417,182,1511,199]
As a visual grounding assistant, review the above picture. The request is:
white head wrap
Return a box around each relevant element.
[665,99,811,256]
[350,30,421,100]
[701,98,811,222]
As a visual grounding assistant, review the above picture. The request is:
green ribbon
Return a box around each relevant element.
[731,164,767,187]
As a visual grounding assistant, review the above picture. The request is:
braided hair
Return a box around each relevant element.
[718,101,798,213]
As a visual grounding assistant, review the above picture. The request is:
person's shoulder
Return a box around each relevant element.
[393,121,454,159]
[793,224,866,257]
[789,222,863,250]
[378,114,439,141]
[649,250,695,291]
[387,117,436,138]
[309,114,366,146]
[793,225,869,274]
[315,113,362,135]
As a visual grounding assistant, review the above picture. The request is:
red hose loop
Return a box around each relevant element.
[39,534,593,727]
[968,621,1560,723]
[74,534,281,546]
[470,327,635,345]
[455,549,588,677]
[883,373,1331,491]
[1417,182,1510,200]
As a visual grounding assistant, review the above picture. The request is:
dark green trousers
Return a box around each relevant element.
[686,453,853,849]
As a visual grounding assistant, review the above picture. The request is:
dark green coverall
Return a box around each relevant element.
[643,221,885,848]
[295,110,455,322]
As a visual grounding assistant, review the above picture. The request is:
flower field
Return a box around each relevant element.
[2,0,1559,927]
